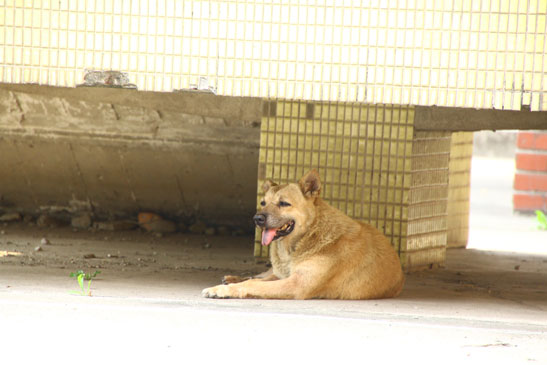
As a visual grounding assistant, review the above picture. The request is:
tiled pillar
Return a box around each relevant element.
[405,131,451,270]
[255,100,452,272]
[446,132,474,249]
[513,131,547,212]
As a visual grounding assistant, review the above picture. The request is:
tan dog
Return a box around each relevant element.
[202,169,404,299]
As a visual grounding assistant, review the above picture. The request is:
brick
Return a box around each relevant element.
[516,153,547,172]
[517,132,547,150]
[513,194,547,211]
[514,173,547,191]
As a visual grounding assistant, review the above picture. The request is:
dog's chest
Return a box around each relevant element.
[271,241,292,278]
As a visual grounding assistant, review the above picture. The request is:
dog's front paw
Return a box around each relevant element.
[202,284,233,299]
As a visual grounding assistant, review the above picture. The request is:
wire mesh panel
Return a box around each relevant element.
[1,0,545,110]
[255,100,415,259]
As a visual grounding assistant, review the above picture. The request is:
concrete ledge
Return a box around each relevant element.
[415,106,547,131]
[0,83,263,126]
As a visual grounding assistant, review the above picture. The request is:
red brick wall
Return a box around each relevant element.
[513,131,547,212]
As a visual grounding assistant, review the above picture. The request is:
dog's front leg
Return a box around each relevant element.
[202,273,310,299]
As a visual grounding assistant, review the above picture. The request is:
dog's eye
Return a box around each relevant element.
[279,201,291,207]
[260,201,266,207]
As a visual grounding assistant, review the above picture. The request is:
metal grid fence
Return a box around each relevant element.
[1,0,546,110]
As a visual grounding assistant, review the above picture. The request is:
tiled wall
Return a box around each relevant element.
[256,100,415,260]
[2,1,545,111]
[256,99,458,271]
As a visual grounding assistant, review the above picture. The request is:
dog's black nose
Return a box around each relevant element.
[253,214,266,227]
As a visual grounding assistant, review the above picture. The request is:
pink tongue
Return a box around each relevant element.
[261,228,277,246]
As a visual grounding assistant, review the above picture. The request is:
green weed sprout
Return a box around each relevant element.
[69,270,101,296]
[535,210,547,231]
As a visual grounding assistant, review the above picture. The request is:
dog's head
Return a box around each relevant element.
[254,169,321,246]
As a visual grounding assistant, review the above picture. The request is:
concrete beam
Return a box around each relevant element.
[415,106,547,131]
[0,83,263,126]
[2,83,545,131]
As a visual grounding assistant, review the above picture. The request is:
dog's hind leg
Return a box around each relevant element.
[221,275,249,284]
[221,268,276,285]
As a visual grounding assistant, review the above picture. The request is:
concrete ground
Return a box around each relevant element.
[0,157,546,365]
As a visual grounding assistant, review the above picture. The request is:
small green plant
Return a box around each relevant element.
[535,210,547,230]
[69,270,101,296]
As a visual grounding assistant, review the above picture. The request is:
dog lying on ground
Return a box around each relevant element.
[202,169,404,299]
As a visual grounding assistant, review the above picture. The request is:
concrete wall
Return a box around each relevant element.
[0,83,262,230]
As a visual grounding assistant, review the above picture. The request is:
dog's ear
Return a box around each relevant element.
[298,169,321,197]
[261,179,278,193]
